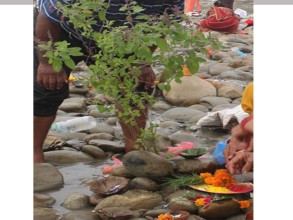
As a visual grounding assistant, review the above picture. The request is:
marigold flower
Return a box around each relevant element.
[158,213,172,220]
[200,172,212,179]
[195,198,206,207]
[204,177,215,185]
[234,200,251,209]
[194,196,213,207]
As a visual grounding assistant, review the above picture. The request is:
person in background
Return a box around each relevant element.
[184,0,201,15]
[198,0,241,34]
[34,0,185,163]
[224,82,254,174]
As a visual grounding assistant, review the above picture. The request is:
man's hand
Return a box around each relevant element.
[226,151,253,174]
[224,124,252,162]
[137,64,155,91]
[37,62,68,90]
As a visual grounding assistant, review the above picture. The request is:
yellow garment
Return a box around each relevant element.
[241,82,253,114]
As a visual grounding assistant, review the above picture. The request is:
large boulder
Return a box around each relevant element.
[163,75,216,106]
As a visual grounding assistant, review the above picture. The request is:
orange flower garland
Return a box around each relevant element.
[158,213,172,220]
[200,169,236,187]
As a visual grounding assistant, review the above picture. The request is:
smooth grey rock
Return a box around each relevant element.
[63,211,100,220]
[34,163,64,192]
[89,139,125,153]
[34,193,56,207]
[83,133,114,143]
[129,177,160,191]
[163,107,204,123]
[199,96,232,110]
[81,145,106,159]
[122,151,174,179]
[44,150,95,164]
[163,75,216,106]
[62,193,91,210]
[59,97,86,112]
[34,207,62,220]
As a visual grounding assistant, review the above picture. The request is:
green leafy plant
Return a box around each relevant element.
[36,0,220,151]
[163,174,204,189]
[135,123,160,153]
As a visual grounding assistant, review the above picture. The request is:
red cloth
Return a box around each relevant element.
[199,6,240,34]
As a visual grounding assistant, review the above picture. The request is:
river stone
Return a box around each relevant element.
[63,211,100,220]
[152,100,172,111]
[59,97,86,112]
[199,62,214,73]
[43,134,65,151]
[89,193,104,206]
[122,150,174,179]
[168,131,201,145]
[162,107,204,122]
[211,103,240,112]
[219,69,253,81]
[199,96,232,110]
[34,193,56,207]
[89,109,115,118]
[62,193,91,210]
[83,133,114,143]
[173,158,219,174]
[65,138,86,149]
[238,66,253,73]
[88,139,125,153]
[189,104,209,113]
[198,200,241,219]
[159,121,183,129]
[218,84,243,99]
[44,150,95,164]
[168,193,198,213]
[196,72,212,79]
[34,163,64,192]
[208,64,233,76]
[111,165,136,178]
[88,123,115,134]
[81,145,106,158]
[211,52,229,60]
[232,98,242,105]
[106,117,118,125]
[97,207,142,219]
[93,189,163,211]
[69,84,89,95]
[156,135,172,151]
[34,207,62,220]
[188,113,208,124]
[129,177,160,191]
[163,75,216,106]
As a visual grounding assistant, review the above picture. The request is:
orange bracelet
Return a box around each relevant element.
[240,115,253,130]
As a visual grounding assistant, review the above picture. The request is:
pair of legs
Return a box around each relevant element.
[184,0,201,14]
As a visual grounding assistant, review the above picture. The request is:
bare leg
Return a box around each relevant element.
[115,103,148,152]
[34,115,56,163]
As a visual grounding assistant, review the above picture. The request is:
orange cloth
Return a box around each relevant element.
[199,6,240,34]
[241,82,253,114]
[185,0,201,13]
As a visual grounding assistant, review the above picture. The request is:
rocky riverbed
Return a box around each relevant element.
[34,1,254,220]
